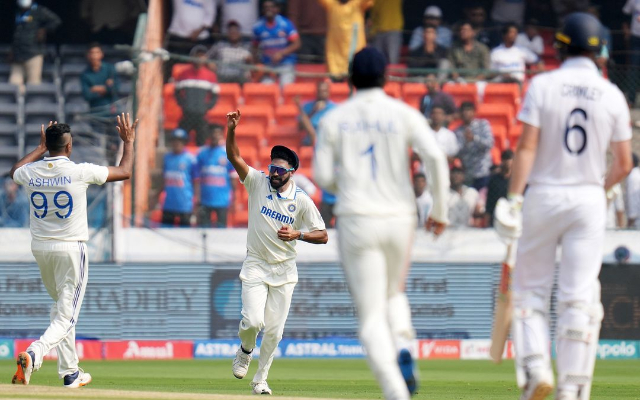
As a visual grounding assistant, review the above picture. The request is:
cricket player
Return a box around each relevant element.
[314,47,450,400]
[226,110,328,395]
[494,13,633,400]
[9,114,138,388]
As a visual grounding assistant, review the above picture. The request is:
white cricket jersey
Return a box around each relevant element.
[518,57,632,187]
[314,88,450,223]
[242,167,325,264]
[12,156,109,242]
[490,44,538,82]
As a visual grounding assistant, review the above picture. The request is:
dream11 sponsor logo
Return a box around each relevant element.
[419,340,461,359]
[597,341,638,359]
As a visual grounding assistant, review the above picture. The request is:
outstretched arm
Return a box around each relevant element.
[10,121,53,179]
[106,113,138,182]
[225,110,250,181]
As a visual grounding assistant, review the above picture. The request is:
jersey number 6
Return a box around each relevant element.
[30,191,74,219]
[564,108,587,155]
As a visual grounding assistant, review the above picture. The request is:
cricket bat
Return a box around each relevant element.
[489,242,516,363]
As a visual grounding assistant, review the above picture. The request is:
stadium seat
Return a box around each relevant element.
[491,124,507,151]
[402,83,427,109]
[0,104,19,125]
[0,45,10,60]
[0,64,10,83]
[60,44,88,63]
[215,83,241,111]
[267,130,301,150]
[25,103,61,125]
[103,46,130,64]
[118,81,133,97]
[298,146,314,171]
[282,83,316,105]
[442,83,478,107]
[258,146,273,167]
[61,63,86,86]
[275,104,299,127]
[0,83,19,104]
[65,102,90,123]
[329,83,351,103]
[243,83,280,108]
[234,123,265,150]
[384,82,402,99]
[295,64,328,83]
[25,83,58,104]
[41,64,58,84]
[63,81,85,104]
[509,123,523,149]
[24,124,44,147]
[240,146,259,169]
[163,83,182,130]
[0,123,19,148]
[238,104,274,129]
[477,103,516,131]
[483,83,520,107]
[0,154,18,175]
[491,146,501,165]
[171,63,192,80]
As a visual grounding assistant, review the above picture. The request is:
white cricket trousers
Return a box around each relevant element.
[338,214,417,400]
[28,240,88,379]
[238,270,296,383]
[514,185,606,394]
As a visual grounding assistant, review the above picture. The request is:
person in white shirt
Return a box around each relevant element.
[429,105,459,162]
[627,153,640,228]
[226,111,327,396]
[414,173,433,227]
[515,19,544,56]
[494,13,633,400]
[221,0,258,36]
[606,184,626,229]
[448,166,483,228]
[167,0,218,47]
[491,23,540,83]
[10,114,138,388]
[314,47,450,400]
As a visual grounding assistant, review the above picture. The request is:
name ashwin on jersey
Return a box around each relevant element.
[28,176,72,187]
[561,84,602,101]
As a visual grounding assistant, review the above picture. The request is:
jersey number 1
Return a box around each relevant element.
[362,144,377,180]
[564,108,587,155]
[30,191,74,219]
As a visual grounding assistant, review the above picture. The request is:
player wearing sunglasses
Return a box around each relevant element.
[225,110,328,395]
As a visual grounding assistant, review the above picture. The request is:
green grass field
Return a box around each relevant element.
[2,359,640,399]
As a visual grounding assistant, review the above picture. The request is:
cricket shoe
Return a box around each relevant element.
[520,367,554,400]
[398,349,419,395]
[63,369,92,388]
[555,390,578,400]
[251,381,272,395]
[12,351,35,385]
[232,347,253,379]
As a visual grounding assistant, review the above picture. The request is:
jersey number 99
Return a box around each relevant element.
[564,108,587,155]
[30,191,74,219]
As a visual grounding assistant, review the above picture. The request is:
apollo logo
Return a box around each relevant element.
[597,341,637,359]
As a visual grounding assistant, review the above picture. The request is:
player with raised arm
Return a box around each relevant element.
[494,13,633,400]
[314,47,450,400]
[226,110,328,395]
[10,113,138,388]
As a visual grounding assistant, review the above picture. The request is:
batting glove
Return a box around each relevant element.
[494,194,523,244]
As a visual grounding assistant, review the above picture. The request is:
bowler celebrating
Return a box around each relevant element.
[10,114,137,388]
[495,13,633,400]
[314,47,450,400]
[226,110,327,395]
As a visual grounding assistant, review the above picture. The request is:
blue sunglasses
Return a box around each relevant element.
[268,164,295,176]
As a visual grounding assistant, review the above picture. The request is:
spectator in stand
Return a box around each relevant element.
[321,0,373,79]
[408,26,449,73]
[490,23,540,84]
[606,184,626,229]
[448,21,491,82]
[9,0,60,89]
[627,153,640,228]
[196,124,235,227]
[419,73,457,119]
[484,149,513,226]
[252,0,301,86]
[448,166,484,228]
[295,80,337,146]
[414,173,433,227]
[455,101,494,191]
[491,0,526,26]
[208,21,253,84]
[165,0,218,81]
[288,0,327,63]
[162,129,199,227]
[465,5,497,49]
[221,0,258,37]
[429,105,459,162]
[0,177,29,227]
[409,6,453,51]
[370,0,403,64]
[175,45,219,146]
[515,18,544,56]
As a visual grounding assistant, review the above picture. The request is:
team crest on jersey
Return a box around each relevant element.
[288,204,296,212]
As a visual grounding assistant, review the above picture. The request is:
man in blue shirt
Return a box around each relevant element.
[252,0,301,86]
[295,79,336,146]
[162,129,198,227]
[0,177,29,227]
[196,124,234,227]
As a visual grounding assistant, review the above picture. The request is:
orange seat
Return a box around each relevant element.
[259,147,272,168]
[234,123,265,150]
[491,125,507,151]
[238,105,274,129]
[477,103,515,134]
[205,107,228,126]
[295,64,328,83]
[216,83,241,111]
[509,123,523,149]
[267,125,301,149]
[484,83,520,108]
[491,146,501,165]
[267,125,301,140]
[402,83,427,109]
[384,82,402,99]
[282,83,317,105]
[442,83,478,107]
[239,146,259,168]
[243,83,280,108]
[298,146,314,170]
[163,83,182,130]
[171,63,191,80]
[275,104,300,127]
[330,83,351,103]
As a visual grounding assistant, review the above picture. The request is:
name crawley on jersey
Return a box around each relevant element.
[561,84,603,100]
